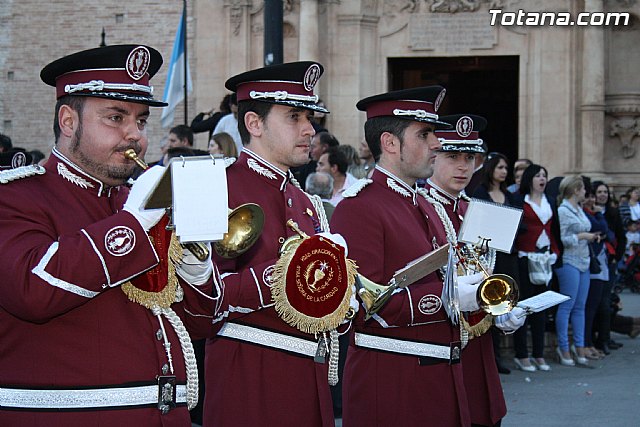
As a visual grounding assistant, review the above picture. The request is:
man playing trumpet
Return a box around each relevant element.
[425,114,525,427]
[331,87,484,426]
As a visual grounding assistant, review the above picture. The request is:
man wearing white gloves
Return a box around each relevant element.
[204,62,349,427]
[0,45,216,426]
[425,114,525,427]
[331,86,474,426]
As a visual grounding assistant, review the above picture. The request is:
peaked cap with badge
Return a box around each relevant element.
[40,44,167,107]
[356,85,451,129]
[435,114,488,154]
[225,61,329,113]
[0,148,32,170]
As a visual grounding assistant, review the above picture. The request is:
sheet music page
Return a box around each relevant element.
[517,290,570,313]
[458,198,523,253]
[170,156,228,242]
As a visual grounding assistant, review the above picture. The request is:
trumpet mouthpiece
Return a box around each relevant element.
[124,149,148,170]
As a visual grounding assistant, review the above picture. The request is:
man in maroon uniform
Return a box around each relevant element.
[425,114,524,427]
[330,87,489,426]
[0,45,216,425]
[204,62,347,427]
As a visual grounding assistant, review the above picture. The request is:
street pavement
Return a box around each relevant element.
[501,289,640,427]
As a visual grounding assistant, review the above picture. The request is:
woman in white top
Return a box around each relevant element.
[554,176,601,366]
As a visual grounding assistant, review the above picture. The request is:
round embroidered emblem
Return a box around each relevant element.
[126,46,151,81]
[105,226,136,257]
[11,152,27,168]
[418,294,442,315]
[303,64,321,92]
[455,116,474,138]
[263,265,277,288]
[434,88,446,112]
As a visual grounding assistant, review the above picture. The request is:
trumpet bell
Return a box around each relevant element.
[214,203,265,259]
[476,274,519,316]
[356,275,396,320]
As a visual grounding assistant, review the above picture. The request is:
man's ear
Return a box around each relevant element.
[379,131,398,155]
[244,112,262,138]
[58,105,78,138]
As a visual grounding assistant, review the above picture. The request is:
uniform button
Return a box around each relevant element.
[287,198,293,207]
[162,364,169,375]
[156,329,163,341]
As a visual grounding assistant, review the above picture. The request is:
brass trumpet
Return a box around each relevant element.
[458,237,519,316]
[355,275,396,321]
[213,204,264,259]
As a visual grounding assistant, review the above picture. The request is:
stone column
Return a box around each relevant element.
[579,0,606,174]
[298,0,319,61]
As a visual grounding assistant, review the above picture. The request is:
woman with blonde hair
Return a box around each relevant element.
[554,175,601,366]
[208,132,238,158]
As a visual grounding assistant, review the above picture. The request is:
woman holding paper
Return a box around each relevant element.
[555,175,601,366]
[511,164,560,371]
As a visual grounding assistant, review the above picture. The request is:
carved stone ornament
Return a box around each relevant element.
[430,0,481,13]
[610,116,640,158]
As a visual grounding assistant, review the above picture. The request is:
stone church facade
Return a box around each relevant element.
[2,0,639,190]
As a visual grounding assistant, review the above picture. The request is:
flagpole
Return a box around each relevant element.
[182,0,188,125]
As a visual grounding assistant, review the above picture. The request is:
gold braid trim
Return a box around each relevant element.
[271,238,357,335]
[460,314,494,340]
[121,232,183,309]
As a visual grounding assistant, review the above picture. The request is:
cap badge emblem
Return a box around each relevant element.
[456,116,474,138]
[303,64,321,91]
[434,88,446,112]
[126,46,151,81]
[11,152,27,169]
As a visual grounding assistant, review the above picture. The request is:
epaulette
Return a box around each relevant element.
[343,178,373,198]
[224,157,236,168]
[0,165,46,184]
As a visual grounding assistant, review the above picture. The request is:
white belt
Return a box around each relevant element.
[0,384,187,410]
[354,332,460,362]
[218,323,317,358]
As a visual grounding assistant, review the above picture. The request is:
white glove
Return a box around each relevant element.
[123,166,166,231]
[456,272,484,312]
[175,243,213,286]
[317,232,348,257]
[494,307,526,333]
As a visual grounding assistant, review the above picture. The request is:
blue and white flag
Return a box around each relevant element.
[161,8,192,128]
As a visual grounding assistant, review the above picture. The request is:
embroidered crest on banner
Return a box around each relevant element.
[263,264,277,287]
[57,163,95,189]
[434,89,446,112]
[105,226,136,257]
[387,178,411,198]
[418,294,442,315]
[247,159,277,180]
[303,64,321,91]
[456,116,474,138]
[126,46,151,81]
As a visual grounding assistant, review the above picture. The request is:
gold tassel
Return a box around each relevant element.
[121,232,183,309]
[460,314,494,339]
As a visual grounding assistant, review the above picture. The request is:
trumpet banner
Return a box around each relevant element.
[122,215,182,309]
[271,235,357,334]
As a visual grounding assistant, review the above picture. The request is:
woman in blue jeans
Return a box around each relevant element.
[555,176,601,366]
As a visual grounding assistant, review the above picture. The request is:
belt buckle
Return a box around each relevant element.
[449,341,461,365]
[157,375,177,414]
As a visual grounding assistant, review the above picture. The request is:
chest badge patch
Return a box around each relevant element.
[418,294,442,315]
[105,226,136,257]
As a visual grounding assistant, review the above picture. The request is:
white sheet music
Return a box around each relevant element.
[517,290,570,313]
[170,156,228,242]
[458,198,523,253]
